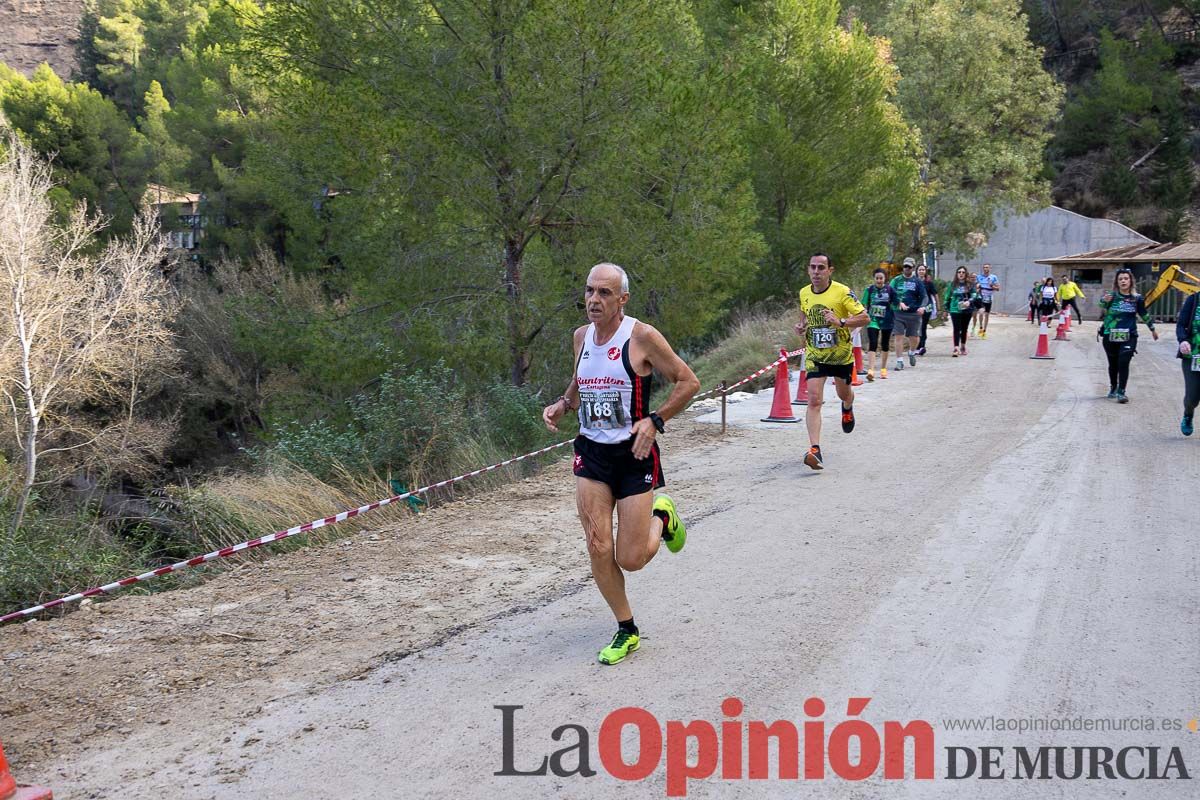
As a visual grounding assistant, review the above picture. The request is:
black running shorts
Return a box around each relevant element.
[806,361,853,382]
[573,435,664,499]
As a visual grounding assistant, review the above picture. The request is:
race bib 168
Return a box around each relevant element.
[579,390,626,430]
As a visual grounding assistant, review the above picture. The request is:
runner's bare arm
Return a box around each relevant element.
[629,323,701,459]
[819,307,868,329]
[793,308,808,338]
[542,326,588,432]
[843,309,870,329]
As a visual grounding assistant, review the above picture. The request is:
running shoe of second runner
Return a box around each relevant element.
[598,629,640,665]
[841,405,855,433]
[804,446,824,470]
[894,358,904,371]
[654,493,687,553]
[1116,391,1129,404]
[909,350,917,367]
[1183,415,1194,437]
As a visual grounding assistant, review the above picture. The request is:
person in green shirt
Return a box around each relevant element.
[1176,291,1200,435]
[941,266,977,357]
[889,258,929,370]
[861,267,895,381]
[1097,268,1158,403]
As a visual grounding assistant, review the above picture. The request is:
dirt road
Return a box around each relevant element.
[2,317,1197,798]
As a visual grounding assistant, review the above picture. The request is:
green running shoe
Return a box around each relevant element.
[597,630,640,665]
[654,493,687,553]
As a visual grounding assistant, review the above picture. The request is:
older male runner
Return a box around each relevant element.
[542,263,700,665]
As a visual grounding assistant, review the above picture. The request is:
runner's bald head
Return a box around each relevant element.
[590,263,630,294]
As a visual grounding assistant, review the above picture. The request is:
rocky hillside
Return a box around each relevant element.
[0,0,84,78]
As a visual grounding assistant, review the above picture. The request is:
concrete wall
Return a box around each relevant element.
[949,206,1156,314]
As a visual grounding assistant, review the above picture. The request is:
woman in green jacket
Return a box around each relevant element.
[942,266,977,357]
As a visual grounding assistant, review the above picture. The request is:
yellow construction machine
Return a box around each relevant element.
[1146,263,1200,306]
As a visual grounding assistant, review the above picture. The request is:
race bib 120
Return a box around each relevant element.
[811,327,836,349]
[579,390,626,430]
[870,304,886,318]
[1109,329,1130,343]
[1192,354,1200,372]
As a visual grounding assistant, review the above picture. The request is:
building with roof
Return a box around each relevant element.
[143,183,207,257]
[1035,242,1200,320]
[952,206,1155,314]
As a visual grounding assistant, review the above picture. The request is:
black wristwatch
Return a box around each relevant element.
[649,412,665,433]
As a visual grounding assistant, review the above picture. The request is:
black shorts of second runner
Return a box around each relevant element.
[806,361,854,383]
[867,327,891,352]
[573,435,664,499]
[980,300,992,313]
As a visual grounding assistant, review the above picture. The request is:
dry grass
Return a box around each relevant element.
[165,463,418,556]
[689,306,805,393]
[168,449,559,559]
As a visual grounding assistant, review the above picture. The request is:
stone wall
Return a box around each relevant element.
[0,0,85,78]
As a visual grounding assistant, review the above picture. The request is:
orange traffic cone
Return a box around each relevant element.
[1054,322,1069,341]
[1063,307,1073,331]
[0,739,53,800]
[1031,317,1055,359]
[1,739,12,800]
[762,349,801,423]
[792,351,809,406]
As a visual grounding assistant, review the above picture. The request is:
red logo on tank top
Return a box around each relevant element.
[573,454,583,472]
[607,347,620,360]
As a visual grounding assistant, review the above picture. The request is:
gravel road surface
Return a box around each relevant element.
[2,317,1196,798]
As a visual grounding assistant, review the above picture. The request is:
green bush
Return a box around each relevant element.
[258,362,561,487]
[352,362,470,479]
[264,417,369,480]
[0,505,150,614]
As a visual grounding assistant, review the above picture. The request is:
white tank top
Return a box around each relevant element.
[576,315,652,444]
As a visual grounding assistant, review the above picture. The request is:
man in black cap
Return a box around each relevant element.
[889,257,928,371]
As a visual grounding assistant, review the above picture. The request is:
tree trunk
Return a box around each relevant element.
[11,414,38,533]
[10,298,39,533]
[504,239,530,387]
[1046,0,1070,52]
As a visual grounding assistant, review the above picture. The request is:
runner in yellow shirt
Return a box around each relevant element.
[1059,277,1086,325]
[794,253,869,471]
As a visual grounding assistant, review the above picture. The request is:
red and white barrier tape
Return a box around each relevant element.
[702,348,803,397]
[0,348,804,624]
[0,439,574,624]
